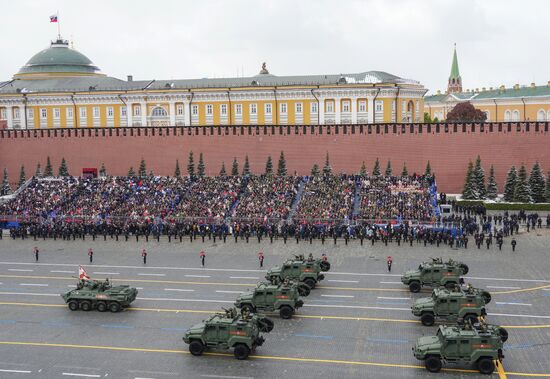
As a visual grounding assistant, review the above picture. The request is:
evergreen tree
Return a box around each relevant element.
[514,164,531,203]
[1,168,12,196]
[219,162,227,177]
[486,165,498,200]
[503,166,517,202]
[528,162,546,203]
[187,151,195,178]
[35,163,42,178]
[138,158,147,178]
[231,157,239,176]
[265,156,273,176]
[242,155,250,176]
[99,163,107,177]
[425,161,432,176]
[385,160,392,177]
[546,171,550,202]
[128,167,136,177]
[472,155,486,199]
[44,156,53,177]
[174,160,181,178]
[372,158,381,176]
[277,151,287,176]
[18,165,26,188]
[197,153,205,177]
[323,152,332,176]
[149,170,154,177]
[401,163,409,177]
[58,157,69,177]
[311,163,320,177]
[359,161,367,176]
[461,161,476,200]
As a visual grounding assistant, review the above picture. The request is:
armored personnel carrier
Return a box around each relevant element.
[412,284,492,326]
[401,258,468,293]
[61,278,138,312]
[234,279,305,319]
[266,255,327,289]
[182,307,273,360]
[413,319,508,374]
[293,253,331,272]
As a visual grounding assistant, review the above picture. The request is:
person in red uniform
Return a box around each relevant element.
[199,250,206,267]
[258,251,264,268]
[88,248,94,263]
[141,249,147,264]
[387,256,393,272]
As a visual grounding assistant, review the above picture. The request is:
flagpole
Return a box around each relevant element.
[57,10,61,40]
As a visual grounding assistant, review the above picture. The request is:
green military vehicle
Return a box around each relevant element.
[413,320,508,374]
[182,307,273,360]
[266,255,328,289]
[412,284,492,326]
[234,280,305,319]
[293,253,331,272]
[61,278,138,312]
[401,258,468,293]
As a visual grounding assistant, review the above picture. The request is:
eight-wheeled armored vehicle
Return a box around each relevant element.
[61,278,138,312]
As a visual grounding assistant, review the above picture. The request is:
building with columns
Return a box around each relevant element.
[0,38,427,129]
[425,46,550,122]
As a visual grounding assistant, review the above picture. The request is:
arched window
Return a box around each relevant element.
[504,110,511,121]
[537,109,546,121]
[547,110,550,121]
[151,107,168,117]
[512,110,520,121]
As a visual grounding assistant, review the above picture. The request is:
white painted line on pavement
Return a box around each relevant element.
[380,281,402,284]
[487,312,550,319]
[164,288,195,292]
[0,369,32,373]
[229,276,259,280]
[0,291,59,297]
[215,290,243,294]
[201,375,254,379]
[320,294,354,298]
[305,303,409,311]
[377,296,410,300]
[137,297,233,304]
[20,283,48,287]
[51,270,75,274]
[135,377,155,379]
[327,272,400,277]
[8,269,33,272]
[62,373,100,378]
[137,273,165,277]
[496,302,532,306]
[135,287,144,290]
[185,275,211,278]
[487,286,521,289]
[92,272,119,275]
[68,285,77,288]
[328,279,359,283]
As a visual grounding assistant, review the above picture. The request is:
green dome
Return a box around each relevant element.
[16,39,100,77]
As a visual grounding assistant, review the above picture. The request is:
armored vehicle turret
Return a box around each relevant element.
[401,258,468,293]
[235,279,305,319]
[182,307,273,360]
[412,284,492,326]
[413,319,508,374]
[266,255,327,289]
[61,278,138,312]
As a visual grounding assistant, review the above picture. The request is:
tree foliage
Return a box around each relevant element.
[546,170,550,202]
[242,155,250,176]
[372,158,381,177]
[472,155,486,199]
[99,163,107,177]
[323,152,332,176]
[425,161,432,176]
[503,166,517,202]
[385,160,392,177]
[359,161,367,176]
[219,162,227,177]
[446,101,487,122]
[197,153,206,177]
[401,163,408,177]
[462,161,476,200]
[514,164,531,203]
[174,160,181,178]
[311,163,320,177]
[277,151,287,176]
[265,156,273,176]
[231,157,239,176]
[18,165,26,188]
[128,167,136,177]
[138,158,147,178]
[1,168,12,196]
[486,165,498,200]
[58,158,69,177]
[187,151,195,178]
[528,162,546,203]
[44,156,53,177]
[35,163,42,178]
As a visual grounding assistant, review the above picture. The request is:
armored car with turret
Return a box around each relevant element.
[61,278,138,312]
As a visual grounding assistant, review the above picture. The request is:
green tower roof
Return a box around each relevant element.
[449,45,460,80]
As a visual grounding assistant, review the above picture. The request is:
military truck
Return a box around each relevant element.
[293,253,331,272]
[234,280,305,319]
[401,258,468,293]
[182,307,273,360]
[412,284,492,326]
[413,319,508,374]
[266,255,329,289]
[61,278,138,312]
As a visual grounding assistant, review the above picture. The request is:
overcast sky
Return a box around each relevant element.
[1,0,548,94]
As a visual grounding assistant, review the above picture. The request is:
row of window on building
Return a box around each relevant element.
[432,108,550,122]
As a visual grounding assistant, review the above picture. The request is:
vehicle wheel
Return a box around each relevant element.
[460,263,469,275]
[499,327,509,343]
[297,284,311,297]
[464,314,478,325]
[420,312,435,326]
[241,304,255,314]
[481,291,492,304]
[425,356,442,373]
[258,317,274,333]
[320,261,331,272]
[445,282,457,290]
[80,301,92,311]
[96,302,107,312]
[189,340,205,356]
[304,278,316,289]
[109,302,121,313]
[409,281,421,293]
[477,357,495,374]
[279,305,293,319]
[233,343,250,360]
[68,300,79,311]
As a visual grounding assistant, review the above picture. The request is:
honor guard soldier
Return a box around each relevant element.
[511,238,517,252]
[387,256,393,272]
[34,246,39,262]
[88,248,94,263]
[141,249,147,264]
[199,250,206,267]
[258,251,264,268]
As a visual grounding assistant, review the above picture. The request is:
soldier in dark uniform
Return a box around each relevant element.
[200,250,206,267]
[88,248,94,263]
[511,238,517,252]
[141,249,147,264]
[34,246,39,262]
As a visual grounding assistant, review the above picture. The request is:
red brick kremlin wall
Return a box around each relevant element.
[1,122,549,193]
